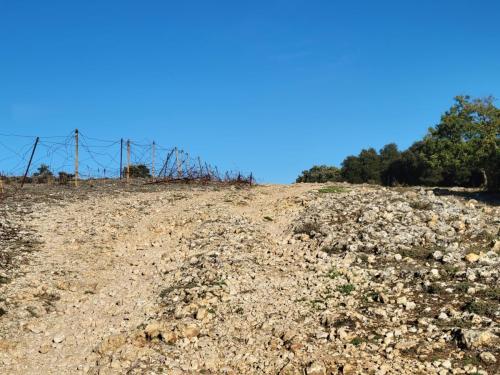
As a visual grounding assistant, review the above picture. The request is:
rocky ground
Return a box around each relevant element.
[0,182,499,374]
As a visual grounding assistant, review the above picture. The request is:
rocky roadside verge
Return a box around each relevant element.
[0,192,44,321]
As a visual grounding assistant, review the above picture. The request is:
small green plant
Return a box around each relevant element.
[337,284,355,295]
[318,186,348,194]
[159,288,171,299]
[398,247,432,260]
[462,300,497,318]
[369,333,384,343]
[213,278,227,287]
[358,254,368,263]
[321,244,343,255]
[480,287,500,301]
[461,355,481,367]
[443,265,460,278]
[435,317,472,329]
[326,267,341,279]
[455,282,472,293]
[426,283,444,294]
[234,306,244,315]
[409,201,433,210]
[366,291,381,302]
[310,299,327,311]
[294,221,322,235]
[351,337,363,346]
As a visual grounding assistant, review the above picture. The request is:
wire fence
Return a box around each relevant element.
[0,129,254,186]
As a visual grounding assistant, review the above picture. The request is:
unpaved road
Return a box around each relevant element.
[0,184,314,374]
[1,183,499,375]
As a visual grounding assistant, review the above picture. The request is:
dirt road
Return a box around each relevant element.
[0,184,314,374]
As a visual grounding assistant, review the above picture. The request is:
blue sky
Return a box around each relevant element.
[1,0,499,182]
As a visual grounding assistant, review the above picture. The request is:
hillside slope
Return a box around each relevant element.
[0,184,499,374]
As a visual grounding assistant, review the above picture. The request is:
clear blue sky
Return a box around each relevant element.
[1,0,499,182]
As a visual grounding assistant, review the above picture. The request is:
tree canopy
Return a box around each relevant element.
[296,165,342,183]
[33,164,53,177]
[297,96,500,191]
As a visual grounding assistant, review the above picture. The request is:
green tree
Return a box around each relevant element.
[424,96,499,189]
[297,95,499,191]
[381,141,436,186]
[33,164,53,177]
[122,164,151,178]
[379,143,400,169]
[359,148,382,183]
[296,165,342,183]
[340,155,364,183]
[341,148,382,184]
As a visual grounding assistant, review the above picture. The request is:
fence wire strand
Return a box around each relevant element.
[0,130,254,184]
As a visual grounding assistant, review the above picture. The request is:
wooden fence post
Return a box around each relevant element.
[175,147,181,178]
[127,140,130,183]
[198,157,203,177]
[119,138,123,180]
[205,162,211,180]
[152,141,155,179]
[74,129,79,187]
[21,137,39,188]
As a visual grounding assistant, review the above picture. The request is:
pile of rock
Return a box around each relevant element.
[290,186,500,374]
